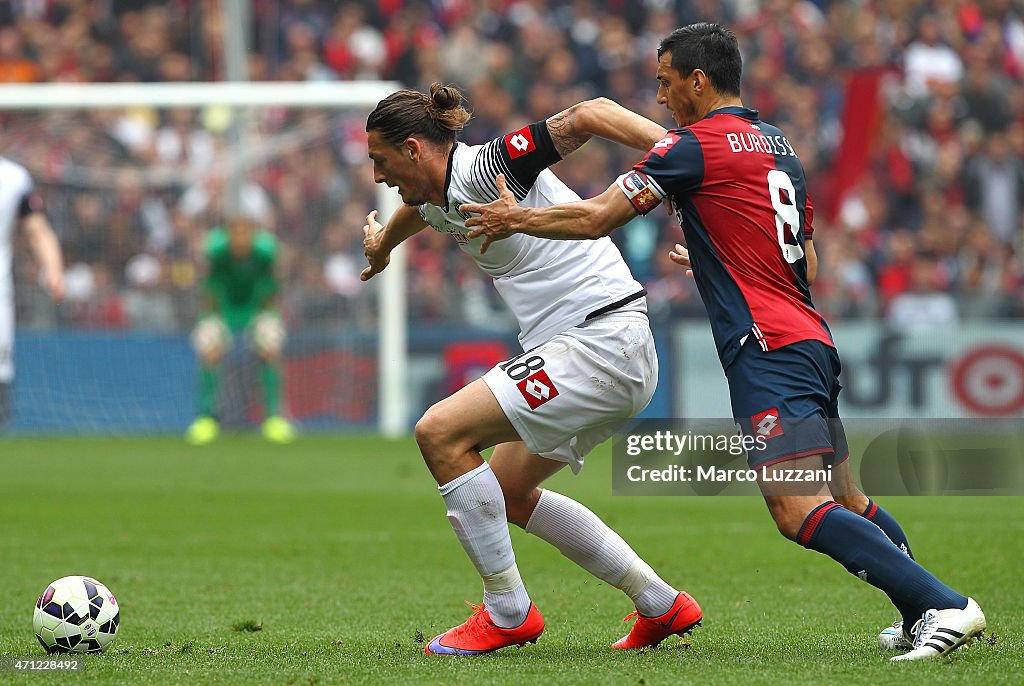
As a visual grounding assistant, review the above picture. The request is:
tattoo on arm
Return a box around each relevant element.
[547,105,592,158]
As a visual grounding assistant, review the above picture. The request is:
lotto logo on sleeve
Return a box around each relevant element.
[505,126,537,159]
[752,408,784,439]
[651,133,680,154]
[517,369,559,410]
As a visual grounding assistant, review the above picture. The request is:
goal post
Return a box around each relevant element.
[0,80,410,437]
[0,82,404,109]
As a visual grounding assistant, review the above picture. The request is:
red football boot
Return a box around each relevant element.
[425,603,544,656]
[611,592,702,649]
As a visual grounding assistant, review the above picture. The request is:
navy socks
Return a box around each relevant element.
[799,502,967,619]
[862,499,914,560]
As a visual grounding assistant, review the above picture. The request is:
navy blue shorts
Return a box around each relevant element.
[726,338,849,469]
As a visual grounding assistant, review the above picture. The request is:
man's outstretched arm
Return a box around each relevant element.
[546,98,667,158]
[462,175,638,253]
[360,204,428,281]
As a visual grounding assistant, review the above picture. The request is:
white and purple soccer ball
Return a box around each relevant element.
[33,575,120,653]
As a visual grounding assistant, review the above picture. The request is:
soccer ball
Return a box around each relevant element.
[33,576,120,653]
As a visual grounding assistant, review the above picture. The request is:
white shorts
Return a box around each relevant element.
[482,311,658,473]
[0,293,13,383]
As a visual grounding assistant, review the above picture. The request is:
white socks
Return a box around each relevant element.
[525,489,678,617]
[439,462,531,628]
[439,467,677,625]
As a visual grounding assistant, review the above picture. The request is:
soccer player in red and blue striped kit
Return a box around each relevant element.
[462,22,986,662]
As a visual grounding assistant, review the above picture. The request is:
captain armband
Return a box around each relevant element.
[615,171,665,215]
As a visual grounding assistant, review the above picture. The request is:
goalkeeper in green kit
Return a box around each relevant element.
[186,217,295,445]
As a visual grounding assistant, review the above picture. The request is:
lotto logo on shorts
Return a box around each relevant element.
[517,369,559,410]
[752,408,784,439]
[505,126,536,159]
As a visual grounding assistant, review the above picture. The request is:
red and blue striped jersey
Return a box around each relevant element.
[615,106,832,369]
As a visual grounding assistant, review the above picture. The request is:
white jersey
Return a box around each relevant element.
[418,122,645,351]
[0,157,35,300]
[0,157,36,382]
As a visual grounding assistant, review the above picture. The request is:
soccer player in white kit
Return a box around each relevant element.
[0,157,65,426]
[362,84,702,655]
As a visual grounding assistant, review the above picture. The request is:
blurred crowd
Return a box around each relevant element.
[5,0,1024,335]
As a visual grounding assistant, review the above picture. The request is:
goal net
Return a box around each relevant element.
[1,82,413,436]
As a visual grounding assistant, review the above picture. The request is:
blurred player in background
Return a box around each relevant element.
[186,217,294,445]
[363,84,702,656]
[0,156,64,427]
[463,23,986,662]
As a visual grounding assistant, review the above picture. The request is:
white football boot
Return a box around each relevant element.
[878,619,914,651]
[890,597,986,662]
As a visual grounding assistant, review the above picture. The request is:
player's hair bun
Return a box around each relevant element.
[425,83,471,132]
[428,83,463,112]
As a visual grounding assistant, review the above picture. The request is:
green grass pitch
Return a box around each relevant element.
[0,436,1020,685]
